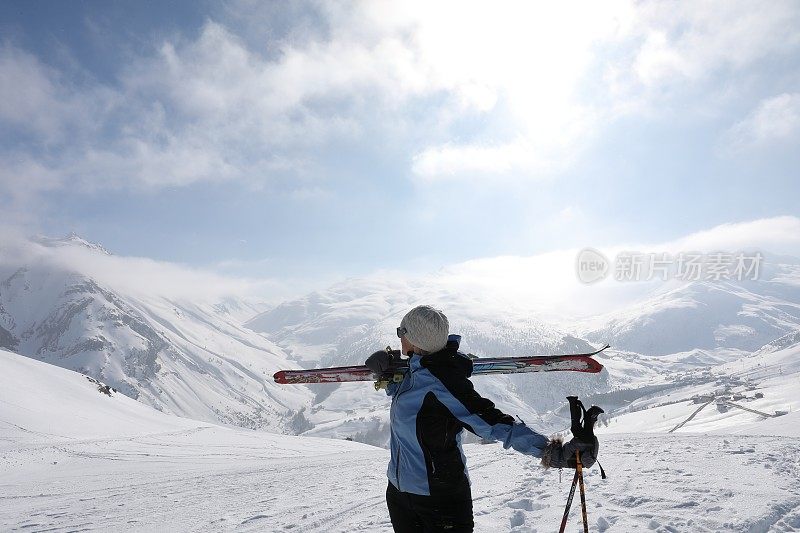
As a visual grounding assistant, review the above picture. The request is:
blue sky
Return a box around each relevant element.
[1,0,799,282]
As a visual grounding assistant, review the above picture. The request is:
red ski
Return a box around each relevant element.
[273,345,608,385]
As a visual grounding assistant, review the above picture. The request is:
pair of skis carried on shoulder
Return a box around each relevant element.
[273,344,609,388]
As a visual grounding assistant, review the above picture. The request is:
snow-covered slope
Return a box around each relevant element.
[580,262,800,357]
[0,347,201,440]
[3,348,800,532]
[597,332,800,436]
[0,348,387,530]
[0,348,355,447]
[0,235,311,432]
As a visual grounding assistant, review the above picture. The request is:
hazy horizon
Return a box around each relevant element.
[1,1,798,293]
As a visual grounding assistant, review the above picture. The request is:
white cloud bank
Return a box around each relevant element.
[2,0,799,201]
[433,216,800,318]
[0,231,290,304]
[410,0,800,180]
[0,216,796,318]
[666,216,800,255]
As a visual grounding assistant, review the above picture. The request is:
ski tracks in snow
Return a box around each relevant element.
[465,434,800,532]
[2,431,800,532]
[1,426,391,532]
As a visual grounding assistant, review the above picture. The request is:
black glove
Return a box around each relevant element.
[365,350,391,376]
[541,436,599,469]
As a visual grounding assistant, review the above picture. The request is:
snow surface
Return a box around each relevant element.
[597,338,800,437]
[3,349,800,532]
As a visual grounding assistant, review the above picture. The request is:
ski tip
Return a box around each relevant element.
[273,371,286,384]
[585,358,604,373]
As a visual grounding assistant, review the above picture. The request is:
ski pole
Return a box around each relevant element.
[577,451,588,533]
[558,468,580,533]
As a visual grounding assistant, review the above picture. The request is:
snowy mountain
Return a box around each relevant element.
[3,347,799,532]
[0,234,311,432]
[246,276,594,366]
[32,231,113,255]
[579,260,800,357]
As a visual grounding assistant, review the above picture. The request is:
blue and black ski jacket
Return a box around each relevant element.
[386,335,549,497]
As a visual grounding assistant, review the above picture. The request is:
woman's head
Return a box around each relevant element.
[398,305,449,355]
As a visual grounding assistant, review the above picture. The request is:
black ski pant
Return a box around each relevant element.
[386,481,474,532]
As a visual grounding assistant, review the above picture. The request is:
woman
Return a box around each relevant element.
[366,305,598,532]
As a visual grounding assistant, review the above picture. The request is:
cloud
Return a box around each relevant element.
[410,109,593,181]
[600,2,800,127]
[429,216,800,318]
[629,1,800,87]
[3,216,797,320]
[1,0,799,202]
[720,93,800,152]
[0,232,299,303]
[665,216,800,256]
[408,0,800,179]
[404,2,616,180]
[0,46,83,141]
[0,16,437,196]
[0,156,63,198]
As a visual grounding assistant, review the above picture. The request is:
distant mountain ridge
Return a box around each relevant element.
[579,271,800,356]
[0,235,311,432]
[246,277,595,366]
